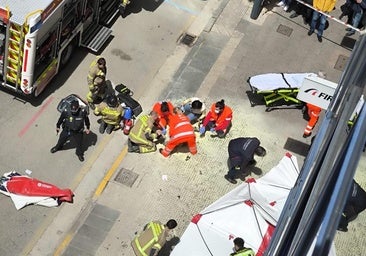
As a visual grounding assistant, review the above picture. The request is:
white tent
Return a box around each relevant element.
[171,153,336,256]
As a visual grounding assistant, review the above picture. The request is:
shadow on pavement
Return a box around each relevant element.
[122,0,164,18]
[158,236,181,256]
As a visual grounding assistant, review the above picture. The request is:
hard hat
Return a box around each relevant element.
[107,95,118,107]
[70,100,80,114]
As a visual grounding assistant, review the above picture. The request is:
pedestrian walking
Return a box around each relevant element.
[132,219,177,256]
[230,237,255,256]
[159,108,197,157]
[303,103,321,138]
[51,100,90,162]
[200,99,233,138]
[307,0,336,42]
[225,137,266,184]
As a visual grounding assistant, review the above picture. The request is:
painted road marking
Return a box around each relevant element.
[18,96,54,137]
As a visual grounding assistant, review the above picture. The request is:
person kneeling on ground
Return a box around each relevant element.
[225,137,266,184]
[94,94,124,134]
[128,111,163,153]
[200,99,233,138]
[159,107,197,157]
[181,97,206,125]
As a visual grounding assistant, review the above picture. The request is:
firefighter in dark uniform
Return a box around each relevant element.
[132,219,177,256]
[50,100,90,162]
[230,237,255,256]
[225,137,266,184]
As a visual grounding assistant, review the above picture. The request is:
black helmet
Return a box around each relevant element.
[70,100,80,115]
[107,95,118,107]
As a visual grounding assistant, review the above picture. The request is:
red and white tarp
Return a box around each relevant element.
[171,153,336,256]
[0,171,74,210]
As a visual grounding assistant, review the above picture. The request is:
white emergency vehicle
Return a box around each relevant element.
[0,0,120,97]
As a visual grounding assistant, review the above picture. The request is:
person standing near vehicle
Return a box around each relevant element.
[200,99,233,138]
[159,108,197,157]
[230,237,255,256]
[94,94,124,134]
[51,100,90,162]
[225,137,266,184]
[307,0,336,42]
[86,76,107,109]
[87,56,106,87]
[132,219,177,256]
[303,103,322,138]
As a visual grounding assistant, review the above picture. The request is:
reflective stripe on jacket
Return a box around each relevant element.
[129,115,154,146]
[168,114,194,139]
[94,102,123,125]
[132,221,165,256]
[152,101,174,128]
[230,247,255,256]
[203,103,233,131]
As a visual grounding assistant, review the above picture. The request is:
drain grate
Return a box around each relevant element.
[179,33,197,47]
[114,168,139,187]
[334,55,348,71]
[276,24,293,37]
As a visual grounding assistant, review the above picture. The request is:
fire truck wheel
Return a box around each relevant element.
[60,42,75,67]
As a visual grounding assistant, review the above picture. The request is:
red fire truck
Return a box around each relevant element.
[0,0,120,97]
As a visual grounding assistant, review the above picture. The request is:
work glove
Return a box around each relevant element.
[145,132,153,141]
[199,126,205,135]
[161,128,167,136]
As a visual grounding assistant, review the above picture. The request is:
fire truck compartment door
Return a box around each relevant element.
[81,25,112,52]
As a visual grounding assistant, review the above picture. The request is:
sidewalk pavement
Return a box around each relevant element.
[30,0,366,255]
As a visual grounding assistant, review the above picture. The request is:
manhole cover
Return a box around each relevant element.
[334,55,348,71]
[114,168,138,187]
[276,24,293,37]
[179,33,197,47]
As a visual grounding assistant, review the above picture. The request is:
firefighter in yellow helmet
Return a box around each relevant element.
[87,56,106,87]
[132,219,177,256]
[94,94,124,134]
[128,111,163,153]
[86,76,107,109]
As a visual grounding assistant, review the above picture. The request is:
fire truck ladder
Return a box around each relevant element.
[5,22,28,87]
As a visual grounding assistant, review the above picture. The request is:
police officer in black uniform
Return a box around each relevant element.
[224,137,266,184]
[51,100,90,162]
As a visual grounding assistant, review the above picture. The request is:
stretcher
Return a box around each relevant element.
[247,73,317,111]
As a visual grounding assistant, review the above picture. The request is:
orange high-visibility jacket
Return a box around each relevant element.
[152,101,174,128]
[168,114,195,139]
[203,104,233,131]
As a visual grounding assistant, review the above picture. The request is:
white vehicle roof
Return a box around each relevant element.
[0,0,54,24]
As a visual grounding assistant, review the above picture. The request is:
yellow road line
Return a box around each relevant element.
[53,234,73,256]
[53,146,128,256]
[93,146,128,198]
